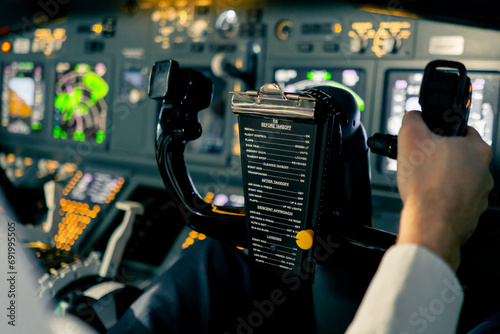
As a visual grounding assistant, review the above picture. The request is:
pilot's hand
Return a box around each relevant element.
[396,110,494,271]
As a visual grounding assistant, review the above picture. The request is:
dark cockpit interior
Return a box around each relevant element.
[2,0,500,333]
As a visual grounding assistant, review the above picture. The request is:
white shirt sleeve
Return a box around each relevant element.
[345,244,464,334]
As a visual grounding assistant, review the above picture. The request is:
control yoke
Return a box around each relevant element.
[150,59,396,278]
[150,59,247,247]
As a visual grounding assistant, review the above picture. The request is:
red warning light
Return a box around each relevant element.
[1,41,11,53]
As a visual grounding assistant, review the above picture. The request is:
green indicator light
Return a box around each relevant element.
[325,81,365,112]
[73,131,85,141]
[83,72,109,100]
[61,131,67,139]
[31,123,42,130]
[96,130,105,144]
[19,73,25,78]
[307,71,314,80]
[324,72,332,80]
[53,126,61,138]
[19,62,34,71]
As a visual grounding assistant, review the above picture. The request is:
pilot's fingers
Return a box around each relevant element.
[398,111,433,146]
[401,110,426,129]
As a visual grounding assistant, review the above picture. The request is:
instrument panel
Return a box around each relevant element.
[1,0,500,290]
[2,61,44,134]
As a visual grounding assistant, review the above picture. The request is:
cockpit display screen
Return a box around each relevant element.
[1,62,44,134]
[381,70,499,173]
[53,62,109,143]
[274,67,366,111]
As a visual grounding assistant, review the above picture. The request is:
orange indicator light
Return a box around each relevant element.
[1,41,11,53]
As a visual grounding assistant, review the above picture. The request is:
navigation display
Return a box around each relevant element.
[53,62,109,143]
[382,70,500,173]
[1,62,44,134]
[274,67,366,111]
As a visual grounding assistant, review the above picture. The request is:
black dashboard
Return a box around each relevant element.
[2,0,500,328]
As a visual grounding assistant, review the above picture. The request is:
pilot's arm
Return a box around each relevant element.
[346,111,494,333]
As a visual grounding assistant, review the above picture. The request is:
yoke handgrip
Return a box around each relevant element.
[150,60,247,247]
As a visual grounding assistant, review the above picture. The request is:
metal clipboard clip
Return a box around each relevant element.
[231,83,318,120]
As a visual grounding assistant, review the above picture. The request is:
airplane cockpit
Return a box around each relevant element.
[1,0,500,333]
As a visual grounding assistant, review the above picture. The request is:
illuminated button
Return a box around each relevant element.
[189,231,198,238]
[1,41,11,53]
[295,229,314,250]
[198,233,206,240]
[204,192,214,203]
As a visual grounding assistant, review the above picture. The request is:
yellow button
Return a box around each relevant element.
[296,229,314,250]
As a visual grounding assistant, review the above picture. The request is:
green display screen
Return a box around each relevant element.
[53,62,109,143]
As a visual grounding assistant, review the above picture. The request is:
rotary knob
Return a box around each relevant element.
[350,35,368,54]
[382,36,403,54]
